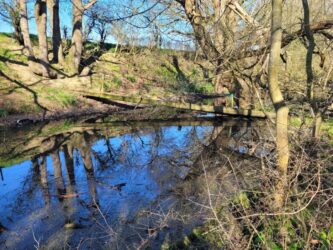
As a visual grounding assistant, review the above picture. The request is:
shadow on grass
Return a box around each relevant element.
[0,70,49,118]
[0,55,28,66]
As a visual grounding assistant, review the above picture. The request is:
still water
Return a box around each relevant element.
[0,117,268,249]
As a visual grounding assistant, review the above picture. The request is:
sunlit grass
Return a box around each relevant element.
[289,116,312,127]
[40,86,78,107]
[322,119,333,144]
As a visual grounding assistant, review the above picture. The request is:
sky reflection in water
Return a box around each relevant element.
[0,124,214,249]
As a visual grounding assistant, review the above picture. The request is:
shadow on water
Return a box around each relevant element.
[0,116,272,249]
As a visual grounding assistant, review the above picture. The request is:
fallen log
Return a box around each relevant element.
[82,92,275,119]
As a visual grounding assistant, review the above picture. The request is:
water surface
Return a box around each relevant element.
[0,117,268,249]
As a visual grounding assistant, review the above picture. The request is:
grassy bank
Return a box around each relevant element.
[0,32,214,122]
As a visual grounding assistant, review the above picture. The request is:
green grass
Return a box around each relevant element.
[322,119,333,136]
[102,77,123,92]
[156,65,177,82]
[322,119,333,143]
[233,191,250,209]
[0,33,12,43]
[112,76,122,86]
[41,86,77,107]
[290,116,333,143]
[289,116,312,127]
[194,82,215,94]
[107,63,121,72]
[0,47,28,63]
[84,41,117,51]
[0,61,4,71]
[290,116,332,135]
[126,75,136,83]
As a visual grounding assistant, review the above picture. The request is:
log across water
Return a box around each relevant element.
[82,92,275,119]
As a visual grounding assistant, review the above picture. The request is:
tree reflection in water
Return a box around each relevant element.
[0,118,269,249]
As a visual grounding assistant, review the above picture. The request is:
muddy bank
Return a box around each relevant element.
[0,105,119,128]
[0,96,221,129]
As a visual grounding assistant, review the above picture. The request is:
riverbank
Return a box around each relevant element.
[0,32,216,125]
[1,32,332,142]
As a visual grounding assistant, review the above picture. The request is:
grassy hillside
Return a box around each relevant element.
[0,32,214,119]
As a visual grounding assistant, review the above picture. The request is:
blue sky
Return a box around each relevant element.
[0,1,71,37]
[0,0,194,50]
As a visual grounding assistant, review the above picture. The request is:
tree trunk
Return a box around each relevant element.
[19,0,46,75]
[302,0,315,101]
[81,137,98,205]
[268,0,289,209]
[52,151,66,196]
[68,0,97,74]
[302,0,322,139]
[47,0,64,64]
[213,0,236,54]
[85,91,275,118]
[313,112,322,138]
[63,145,75,185]
[235,77,252,109]
[19,0,34,57]
[70,0,84,74]
[39,156,50,206]
[34,0,52,77]
[13,17,24,46]
[214,64,232,106]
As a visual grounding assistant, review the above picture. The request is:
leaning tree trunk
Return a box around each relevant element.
[302,0,322,139]
[47,0,64,64]
[268,0,289,209]
[35,0,52,77]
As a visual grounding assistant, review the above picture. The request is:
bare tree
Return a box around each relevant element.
[85,7,110,47]
[96,19,109,47]
[267,0,289,209]
[0,0,24,45]
[110,22,127,55]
